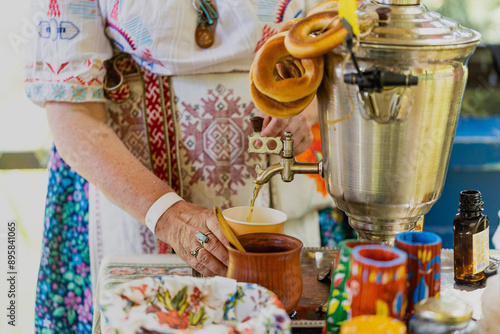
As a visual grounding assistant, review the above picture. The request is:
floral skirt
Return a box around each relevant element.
[35,147,93,333]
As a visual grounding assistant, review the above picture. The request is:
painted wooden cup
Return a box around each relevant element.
[325,239,381,334]
[395,231,442,321]
[226,233,303,314]
[349,245,407,320]
[340,315,406,334]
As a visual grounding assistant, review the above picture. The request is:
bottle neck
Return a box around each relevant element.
[458,190,484,213]
[459,210,482,219]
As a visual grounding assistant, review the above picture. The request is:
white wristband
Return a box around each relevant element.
[145,192,184,234]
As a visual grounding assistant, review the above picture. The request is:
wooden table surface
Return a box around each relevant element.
[291,247,337,333]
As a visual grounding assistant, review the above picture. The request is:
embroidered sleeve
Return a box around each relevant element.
[24,0,113,107]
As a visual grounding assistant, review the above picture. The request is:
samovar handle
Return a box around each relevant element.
[357,87,414,124]
[345,68,418,124]
[248,116,283,155]
[247,116,322,184]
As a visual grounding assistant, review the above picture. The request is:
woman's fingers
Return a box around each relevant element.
[157,202,229,277]
[257,96,317,154]
[260,117,287,137]
[189,214,229,276]
[188,209,230,267]
[205,214,230,263]
[259,115,313,155]
[191,246,227,277]
[201,232,230,266]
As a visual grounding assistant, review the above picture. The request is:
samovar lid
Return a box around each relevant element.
[357,0,481,48]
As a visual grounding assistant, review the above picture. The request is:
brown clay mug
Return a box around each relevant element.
[226,233,303,314]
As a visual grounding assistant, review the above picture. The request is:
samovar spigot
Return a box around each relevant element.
[248,117,322,185]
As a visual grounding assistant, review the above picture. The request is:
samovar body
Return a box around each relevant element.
[318,1,480,241]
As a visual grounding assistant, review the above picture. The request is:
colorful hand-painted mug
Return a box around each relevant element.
[324,239,380,334]
[395,231,442,321]
[340,315,406,334]
[349,245,407,320]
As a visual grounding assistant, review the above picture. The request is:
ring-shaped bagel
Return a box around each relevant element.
[285,11,348,59]
[250,80,316,119]
[279,18,302,33]
[252,32,323,103]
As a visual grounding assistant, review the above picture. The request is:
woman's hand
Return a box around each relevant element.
[259,97,318,156]
[155,201,229,277]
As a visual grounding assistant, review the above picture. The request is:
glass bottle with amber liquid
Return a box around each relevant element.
[453,190,489,284]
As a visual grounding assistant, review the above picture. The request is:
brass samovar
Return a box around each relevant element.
[249,0,481,243]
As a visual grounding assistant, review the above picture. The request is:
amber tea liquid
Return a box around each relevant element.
[246,184,263,222]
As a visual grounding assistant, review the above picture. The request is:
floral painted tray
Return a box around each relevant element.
[92,254,193,333]
[99,275,290,333]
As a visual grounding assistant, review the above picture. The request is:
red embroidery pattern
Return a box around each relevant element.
[25,60,105,87]
[141,68,177,254]
[142,69,169,183]
[179,84,261,209]
[105,80,131,103]
[142,48,164,67]
[115,56,136,74]
[110,0,119,21]
[276,0,293,23]
[254,25,278,53]
[141,224,160,254]
[46,62,69,75]
[107,21,137,50]
[48,0,60,17]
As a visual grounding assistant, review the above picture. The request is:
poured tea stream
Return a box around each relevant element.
[246,184,263,222]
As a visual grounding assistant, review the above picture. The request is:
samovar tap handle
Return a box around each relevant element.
[251,116,264,133]
[248,116,283,155]
[248,116,322,185]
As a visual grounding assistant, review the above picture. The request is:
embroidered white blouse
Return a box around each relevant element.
[25,0,320,107]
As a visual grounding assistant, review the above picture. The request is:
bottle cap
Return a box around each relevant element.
[459,190,484,212]
[414,297,473,323]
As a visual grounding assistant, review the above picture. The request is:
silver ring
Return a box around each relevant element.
[190,244,203,258]
[196,231,212,245]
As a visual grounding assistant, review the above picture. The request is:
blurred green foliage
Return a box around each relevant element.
[423,1,500,116]
[426,0,500,44]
